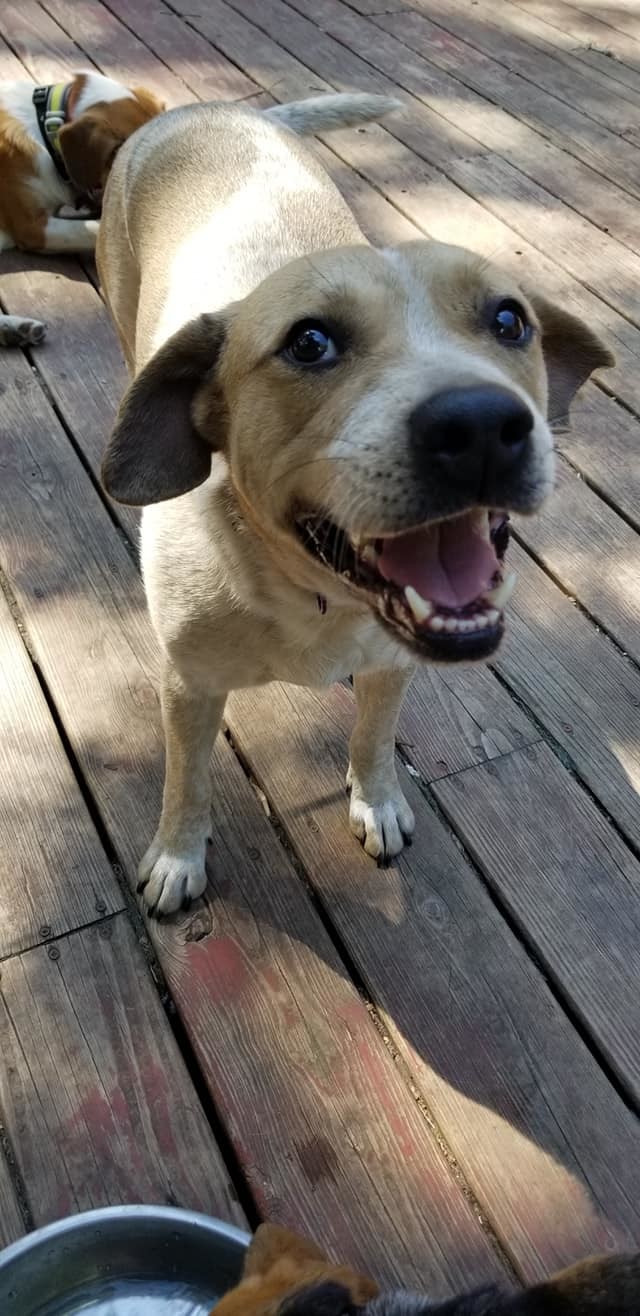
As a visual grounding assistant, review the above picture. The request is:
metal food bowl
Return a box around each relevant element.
[0,1204,250,1315]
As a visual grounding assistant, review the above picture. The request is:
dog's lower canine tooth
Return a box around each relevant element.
[405,585,433,623]
[484,570,517,610]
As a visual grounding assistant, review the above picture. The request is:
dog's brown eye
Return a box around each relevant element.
[282,320,339,367]
[493,299,529,343]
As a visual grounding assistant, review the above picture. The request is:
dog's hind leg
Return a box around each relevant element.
[137,660,226,917]
[347,667,415,863]
[0,313,46,347]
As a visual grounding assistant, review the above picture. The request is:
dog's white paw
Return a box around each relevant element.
[137,838,207,917]
[0,315,47,347]
[347,766,415,861]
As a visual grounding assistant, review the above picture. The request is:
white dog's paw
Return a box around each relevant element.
[137,838,208,917]
[0,315,47,347]
[347,766,415,862]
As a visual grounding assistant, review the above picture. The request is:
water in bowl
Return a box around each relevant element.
[36,1275,216,1315]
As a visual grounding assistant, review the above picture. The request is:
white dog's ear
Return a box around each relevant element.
[527,293,614,423]
[102,313,228,506]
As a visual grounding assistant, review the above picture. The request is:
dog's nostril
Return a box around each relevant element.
[501,408,532,448]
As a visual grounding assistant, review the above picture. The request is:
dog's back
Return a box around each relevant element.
[365,1253,640,1316]
[97,94,398,370]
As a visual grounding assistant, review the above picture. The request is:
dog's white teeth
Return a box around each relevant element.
[404,585,433,623]
[486,608,500,625]
[429,615,445,632]
[484,571,517,610]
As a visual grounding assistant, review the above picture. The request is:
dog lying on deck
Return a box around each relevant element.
[0,70,163,346]
[212,1224,640,1315]
[97,91,614,918]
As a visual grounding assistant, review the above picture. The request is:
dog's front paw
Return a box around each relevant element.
[0,316,47,348]
[137,838,208,917]
[347,766,415,862]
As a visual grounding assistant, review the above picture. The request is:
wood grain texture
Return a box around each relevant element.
[0,916,243,1226]
[0,254,138,543]
[408,0,640,138]
[0,1,89,81]
[0,342,499,1291]
[287,0,640,256]
[515,457,640,661]
[495,542,640,850]
[102,0,261,102]
[0,1155,24,1248]
[41,0,194,107]
[153,737,503,1293]
[0,586,122,958]
[225,680,640,1279]
[387,0,640,184]
[433,742,640,1099]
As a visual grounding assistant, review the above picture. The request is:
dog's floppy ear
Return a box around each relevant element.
[527,293,615,423]
[58,113,121,192]
[102,313,227,507]
[243,1223,327,1279]
[279,1280,360,1316]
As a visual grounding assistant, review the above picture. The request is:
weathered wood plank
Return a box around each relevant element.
[292,0,640,258]
[0,1155,24,1248]
[495,541,640,850]
[520,0,640,72]
[433,742,640,1100]
[154,739,503,1292]
[393,0,640,165]
[515,458,640,661]
[0,349,500,1290]
[399,665,539,781]
[225,679,640,1278]
[0,1,90,81]
[0,588,122,958]
[0,254,138,543]
[408,0,640,138]
[103,0,261,102]
[41,0,194,106]
[0,915,244,1226]
[478,0,640,101]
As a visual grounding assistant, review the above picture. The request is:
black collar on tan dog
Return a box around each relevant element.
[32,81,71,182]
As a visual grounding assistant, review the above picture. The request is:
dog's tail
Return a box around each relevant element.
[265,92,401,137]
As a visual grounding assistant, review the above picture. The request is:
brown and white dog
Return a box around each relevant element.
[97,93,613,917]
[0,70,163,346]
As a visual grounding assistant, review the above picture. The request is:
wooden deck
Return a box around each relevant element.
[2,0,640,1294]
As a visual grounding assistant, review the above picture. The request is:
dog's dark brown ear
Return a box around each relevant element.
[102,313,227,506]
[279,1281,360,1316]
[58,114,120,192]
[527,293,615,423]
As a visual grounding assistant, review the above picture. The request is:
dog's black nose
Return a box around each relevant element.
[409,385,533,498]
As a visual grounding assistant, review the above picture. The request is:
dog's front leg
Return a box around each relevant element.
[347,667,415,862]
[138,661,225,917]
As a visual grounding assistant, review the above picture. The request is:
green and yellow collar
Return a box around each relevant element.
[32,81,71,182]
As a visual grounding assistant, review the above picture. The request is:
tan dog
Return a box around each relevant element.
[97,93,613,917]
[0,71,163,346]
[212,1222,377,1316]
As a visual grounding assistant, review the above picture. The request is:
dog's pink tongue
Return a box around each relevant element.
[378,517,497,608]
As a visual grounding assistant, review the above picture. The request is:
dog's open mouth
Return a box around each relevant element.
[296,508,514,660]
